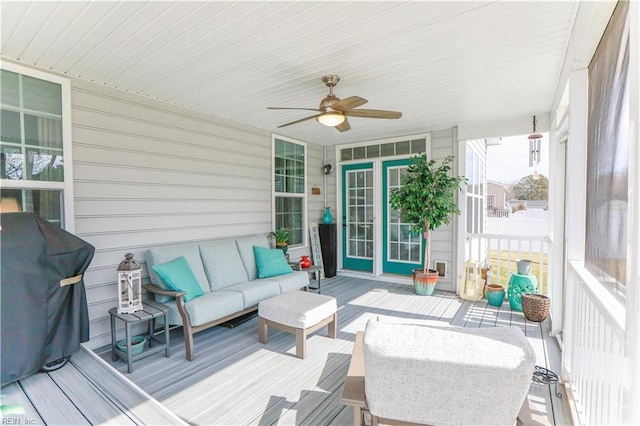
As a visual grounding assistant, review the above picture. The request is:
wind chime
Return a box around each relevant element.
[528,115,542,167]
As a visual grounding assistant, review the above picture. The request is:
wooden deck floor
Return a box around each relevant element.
[3,276,571,425]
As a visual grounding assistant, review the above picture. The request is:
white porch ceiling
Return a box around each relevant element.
[1,1,579,145]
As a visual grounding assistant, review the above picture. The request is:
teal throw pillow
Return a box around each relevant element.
[152,256,204,302]
[253,246,293,279]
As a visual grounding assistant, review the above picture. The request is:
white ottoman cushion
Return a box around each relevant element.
[259,291,337,329]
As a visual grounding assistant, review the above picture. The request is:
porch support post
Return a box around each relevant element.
[625,1,640,424]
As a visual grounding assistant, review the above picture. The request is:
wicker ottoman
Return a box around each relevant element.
[258,291,337,359]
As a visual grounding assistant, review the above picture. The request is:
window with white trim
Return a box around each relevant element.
[273,136,306,246]
[0,65,73,230]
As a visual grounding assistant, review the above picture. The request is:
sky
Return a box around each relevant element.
[485,134,549,185]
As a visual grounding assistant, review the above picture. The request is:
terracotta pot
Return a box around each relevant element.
[412,269,438,296]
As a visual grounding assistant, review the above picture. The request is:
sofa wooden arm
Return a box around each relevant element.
[143,283,186,299]
[143,283,196,360]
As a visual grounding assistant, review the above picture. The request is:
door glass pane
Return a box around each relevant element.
[346,169,373,259]
[387,165,422,263]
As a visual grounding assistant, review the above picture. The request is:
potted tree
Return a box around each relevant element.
[389,154,466,295]
[269,227,290,254]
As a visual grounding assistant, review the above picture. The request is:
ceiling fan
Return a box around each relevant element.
[267,75,402,132]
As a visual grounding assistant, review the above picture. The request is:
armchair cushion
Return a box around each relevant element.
[152,256,204,302]
[363,321,536,425]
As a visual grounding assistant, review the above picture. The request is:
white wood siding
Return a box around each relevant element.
[429,127,457,292]
[69,79,325,348]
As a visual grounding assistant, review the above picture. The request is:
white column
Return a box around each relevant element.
[565,69,588,263]
[561,68,588,384]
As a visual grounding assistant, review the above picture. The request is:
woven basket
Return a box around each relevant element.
[521,293,550,322]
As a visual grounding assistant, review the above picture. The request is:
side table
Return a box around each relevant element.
[109,300,171,373]
[290,263,323,293]
[507,273,539,312]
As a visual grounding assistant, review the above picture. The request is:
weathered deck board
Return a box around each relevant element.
[96,276,569,425]
[0,346,185,426]
[3,276,569,425]
[19,372,90,425]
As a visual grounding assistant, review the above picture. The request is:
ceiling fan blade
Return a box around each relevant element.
[277,114,321,128]
[335,119,351,132]
[267,107,321,112]
[344,109,402,119]
[331,96,367,111]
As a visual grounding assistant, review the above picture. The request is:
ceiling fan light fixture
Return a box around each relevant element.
[317,111,345,127]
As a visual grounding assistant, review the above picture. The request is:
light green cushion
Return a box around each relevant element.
[152,256,204,302]
[266,271,309,293]
[235,235,270,280]
[199,240,249,290]
[146,243,210,302]
[253,246,293,279]
[224,280,281,308]
[160,291,245,327]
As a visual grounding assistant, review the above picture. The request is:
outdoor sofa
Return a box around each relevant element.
[144,234,309,360]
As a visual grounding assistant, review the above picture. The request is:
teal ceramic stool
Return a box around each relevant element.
[508,273,538,311]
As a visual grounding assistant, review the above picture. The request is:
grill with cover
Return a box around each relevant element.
[1,212,95,386]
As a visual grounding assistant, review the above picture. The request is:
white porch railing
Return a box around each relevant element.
[563,261,626,425]
[487,208,511,218]
[465,233,548,291]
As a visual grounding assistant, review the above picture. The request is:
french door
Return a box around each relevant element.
[381,159,423,275]
[340,160,423,276]
[342,163,374,272]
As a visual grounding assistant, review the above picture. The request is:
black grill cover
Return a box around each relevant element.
[1,212,95,385]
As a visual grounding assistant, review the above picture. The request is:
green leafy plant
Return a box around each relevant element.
[389,154,466,274]
[269,227,290,245]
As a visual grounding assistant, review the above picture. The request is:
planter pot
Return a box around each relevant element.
[516,259,533,275]
[116,335,147,357]
[412,269,438,296]
[276,243,288,254]
[521,293,551,322]
[485,284,505,307]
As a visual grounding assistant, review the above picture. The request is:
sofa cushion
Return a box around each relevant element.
[224,280,281,309]
[235,234,270,280]
[199,240,249,290]
[146,243,210,302]
[363,321,536,425]
[152,256,204,302]
[253,246,293,279]
[161,290,245,327]
[263,271,309,293]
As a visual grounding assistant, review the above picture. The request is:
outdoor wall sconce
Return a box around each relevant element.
[117,253,143,314]
[323,164,332,175]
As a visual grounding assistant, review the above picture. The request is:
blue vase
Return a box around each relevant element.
[322,207,333,224]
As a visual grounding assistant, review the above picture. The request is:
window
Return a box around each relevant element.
[585,1,629,296]
[273,136,306,246]
[487,195,495,210]
[0,64,73,230]
[465,142,485,234]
